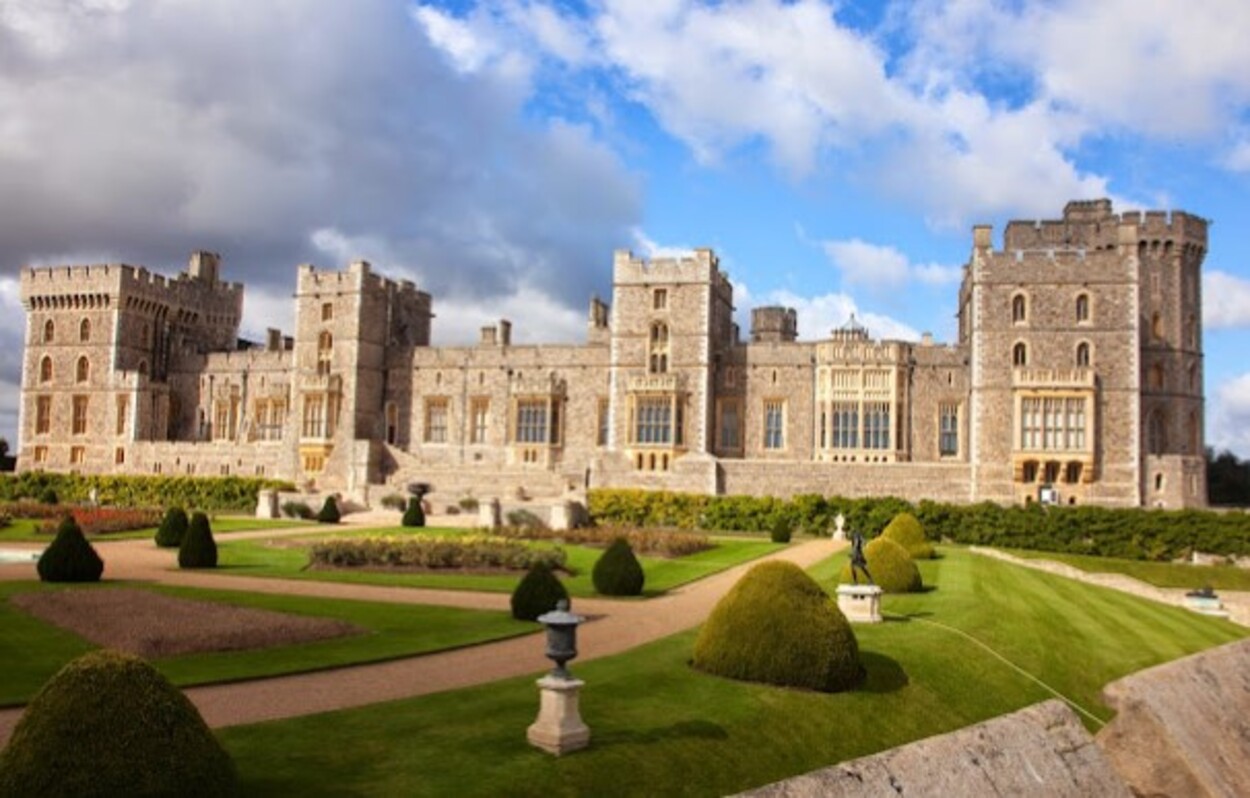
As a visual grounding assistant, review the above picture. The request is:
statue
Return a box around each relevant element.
[848,530,873,585]
[833,512,846,541]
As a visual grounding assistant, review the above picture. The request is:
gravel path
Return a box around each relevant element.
[0,513,842,744]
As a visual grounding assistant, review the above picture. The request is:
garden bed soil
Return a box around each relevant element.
[11,588,364,658]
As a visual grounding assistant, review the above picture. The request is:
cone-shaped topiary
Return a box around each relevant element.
[36,516,103,583]
[592,537,645,596]
[881,512,935,559]
[155,506,189,548]
[510,562,570,621]
[839,536,923,593]
[178,512,218,569]
[317,496,341,524]
[402,497,426,528]
[693,561,863,692]
[0,649,238,798]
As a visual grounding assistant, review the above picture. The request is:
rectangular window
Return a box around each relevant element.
[302,396,325,438]
[832,402,858,449]
[863,402,891,450]
[653,288,668,310]
[470,398,489,444]
[116,395,128,436]
[70,445,85,465]
[33,445,48,464]
[763,400,785,450]
[596,398,610,447]
[72,395,89,435]
[719,399,741,450]
[634,396,672,445]
[515,399,549,444]
[425,398,448,443]
[939,403,959,456]
[1019,397,1087,451]
[214,402,230,440]
[36,395,52,435]
[114,447,125,465]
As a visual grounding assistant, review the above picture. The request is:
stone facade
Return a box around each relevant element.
[16,200,1207,508]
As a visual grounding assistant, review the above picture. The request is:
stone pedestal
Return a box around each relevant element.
[479,498,501,529]
[255,489,279,519]
[550,501,572,531]
[837,584,883,624]
[527,676,590,755]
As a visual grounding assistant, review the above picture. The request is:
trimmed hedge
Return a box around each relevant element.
[317,496,341,524]
[402,497,426,528]
[309,535,566,571]
[511,562,570,621]
[0,650,237,798]
[179,512,218,569]
[592,538,645,596]
[839,536,922,593]
[491,525,712,557]
[882,512,935,559]
[155,507,189,548]
[0,472,293,512]
[693,561,863,692]
[36,516,104,583]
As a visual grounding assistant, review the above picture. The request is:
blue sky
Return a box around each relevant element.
[1,0,1250,455]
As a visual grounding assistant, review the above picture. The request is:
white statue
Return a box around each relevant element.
[833,512,846,541]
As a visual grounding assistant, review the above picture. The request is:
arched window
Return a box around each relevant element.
[1148,363,1164,391]
[1075,293,1090,323]
[1011,294,1027,324]
[43,319,54,343]
[79,318,91,342]
[76,356,90,383]
[1012,342,1028,367]
[1075,342,1091,367]
[39,356,52,383]
[1147,410,1167,455]
[648,322,669,375]
[1151,312,1163,340]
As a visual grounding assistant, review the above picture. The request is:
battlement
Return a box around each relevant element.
[1119,209,1208,244]
[612,247,725,285]
[21,256,244,315]
[297,260,431,304]
[999,200,1208,252]
[750,306,797,343]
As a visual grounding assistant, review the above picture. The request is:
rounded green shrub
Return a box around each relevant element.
[317,496,341,524]
[881,512,935,559]
[37,487,58,505]
[693,561,863,692]
[770,517,792,544]
[36,516,103,583]
[0,649,237,798]
[510,562,570,621]
[178,512,218,569]
[402,497,426,528]
[592,537,645,596]
[154,507,189,548]
[839,536,922,593]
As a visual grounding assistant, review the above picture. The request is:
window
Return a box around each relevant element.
[1147,410,1167,455]
[634,396,673,445]
[385,402,399,445]
[939,403,959,456]
[864,402,891,450]
[114,447,125,465]
[79,318,91,342]
[1011,293,1027,323]
[1013,342,1028,367]
[303,454,325,473]
[302,396,325,437]
[424,398,448,443]
[1148,363,1164,390]
[317,331,333,376]
[321,302,333,321]
[653,288,668,310]
[33,445,48,464]
[719,399,741,450]
[76,356,89,383]
[115,395,128,435]
[648,322,669,374]
[43,319,54,343]
[39,356,52,383]
[1044,461,1061,484]
[832,402,859,449]
[763,400,785,450]
[35,395,51,434]
[1076,293,1090,323]
[72,395,89,435]
[1065,462,1083,484]
[515,399,549,444]
[1151,312,1163,340]
[214,402,230,440]
[1019,397,1086,451]
[596,398,609,447]
[70,446,85,465]
[470,398,489,444]
[1076,342,1091,367]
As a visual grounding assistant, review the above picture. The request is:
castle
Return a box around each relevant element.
[16,199,1207,509]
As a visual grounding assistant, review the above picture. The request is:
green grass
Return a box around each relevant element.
[0,580,533,706]
[219,548,1245,797]
[216,533,783,598]
[1003,547,1250,591]
[0,516,307,543]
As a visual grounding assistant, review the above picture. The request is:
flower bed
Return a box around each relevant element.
[490,525,713,558]
[308,535,567,572]
[36,507,163,536]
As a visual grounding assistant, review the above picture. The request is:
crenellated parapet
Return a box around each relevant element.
[612,247,725,286]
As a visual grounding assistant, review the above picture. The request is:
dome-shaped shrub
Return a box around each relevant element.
[592,538,645,596]
[693,561,863,692]
[839,536,922,593]
[881,512,935,559]
[511,562,570,621]
[36,516,103,583]
[0,650,237,798]
[402,497,426,528]
[317,496,341,524]
[155,507,189,548]
[769,517,792,544]
[178,512,217,569]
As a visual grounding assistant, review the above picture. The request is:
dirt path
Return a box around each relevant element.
[0,523,842,744]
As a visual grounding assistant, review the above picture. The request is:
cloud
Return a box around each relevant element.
[630,229,697,260]
[734,281,920,343]
[822,238,961,291]
[1203,272,1250,330]
[1209,373,1250,457]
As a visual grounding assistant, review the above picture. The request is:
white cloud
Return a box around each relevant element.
[433,282,587,347]
[1223,139,1250,173]
[410,5,499,75]
[1209,373,1250,457]
[822,238,961,291]
[1203,272,1250,329]
[630,229,697,260]
[736,283,919,343]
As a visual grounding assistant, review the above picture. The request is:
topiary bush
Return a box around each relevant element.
[37,487,58,505]
[36,516,104,583]
[379,493,407,511]
[402,497,426,528]
[592,537,645,596]
[770,516,792,544]
[839,536,923,593]
[881,511,935,559]
[178,512,218,569]
[510,562,570,621]
[155,506,189,548]
[693,561,863,692]
[317,496,341,524]
[280,501,314,520]
[0,649,237,798]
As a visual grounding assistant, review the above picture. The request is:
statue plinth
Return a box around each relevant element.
[527,676,590,755]
[837,584,883,624]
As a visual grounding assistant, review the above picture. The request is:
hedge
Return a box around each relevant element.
[490,525,712,557]
[0,472,294,512]
[587,489,1250,561]
[308,535,566,571]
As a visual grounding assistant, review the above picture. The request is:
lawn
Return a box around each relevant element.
[1003,547,1250,591]
[0,515,308,543]
[219,548,1245,797]
[0,580,534,706]
[215,531,784,598]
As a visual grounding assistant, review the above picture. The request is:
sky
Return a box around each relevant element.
[1,0,1250,455]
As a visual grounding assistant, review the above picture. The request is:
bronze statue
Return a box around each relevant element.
[849,530,873,585]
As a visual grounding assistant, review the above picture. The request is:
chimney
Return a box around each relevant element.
[498,319,512,346]
[266,328,282,351]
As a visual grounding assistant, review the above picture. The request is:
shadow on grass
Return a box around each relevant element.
[594,718,729,747]
[858,650,909,694]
